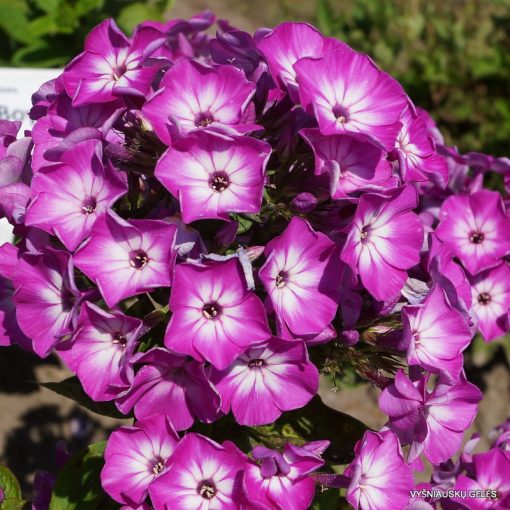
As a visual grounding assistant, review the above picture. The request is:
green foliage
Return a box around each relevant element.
[316,0,510,156]
[0,0,174,68]
[193,395,369,466]
[49,441,119,510]
[0,464,26,510]
[41,376,129,419]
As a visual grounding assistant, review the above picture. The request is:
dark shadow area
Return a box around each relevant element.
[2,404,116,494]
[0,346,60,394]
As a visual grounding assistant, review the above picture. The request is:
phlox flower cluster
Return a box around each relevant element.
[1,11,510,510]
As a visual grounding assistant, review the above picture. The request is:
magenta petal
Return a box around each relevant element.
[166,259,271,369]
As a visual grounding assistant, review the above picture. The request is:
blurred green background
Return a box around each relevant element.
[1,0,508,156]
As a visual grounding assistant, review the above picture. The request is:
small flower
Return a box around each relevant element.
[259,217,340,336]
[13,248,82,357]
[300,128,397,198]
[341,186,423,301]
[165,259,271,369]
[392,104,447,187]
[468,263,510,341]
[452,449,510,509]
[155,132,271,223]
[0,243,30,350]
[256,21,346,95]
[25,140,127,251]
[63,19,164,106]
[73,211,177,307]
[57,302,142,401]
[210,338,319,426]
[31,94,123,172]
[436,189,510,275]
[115,347,221,430]
[101,415,179,506]
[344,430,413,510]
[142,58,257,144]
[148,433,246,510]
[379,370,482,464]
[403,285,472,381]
[294,48,407,151]
[243,442,328,510]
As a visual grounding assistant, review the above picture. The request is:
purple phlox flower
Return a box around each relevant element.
[32,470,56,510]
[165,215,206,259]
[142,58,258,144]
[120,504,151,510]
[427,234,473,312]
[259,216,341,336]
[13,248,82,357]
[276,315,337,346]
[0,242,31,350]
[431,433,481,489]
[435,189,510,275]
[214,219,239,247]
[209,337,318,426]
[31,94,124,172]
[149,433,246,510]
[341,186,424,301]
[300,128,397,198]
[63,19,165,106]
[25,140,127,251]
[392,104,448,187]
[344,430,413,510]
[417,107,445,145]
[143,11,215,61]
[200,247,256,290]
[401,278,430,306]
[379,370,482,465]
[210,22,266,79]
[256,21,347,99]
[32,75,69,116]
[0,120,21,157]
[403,285,472,381]
[154,131,270,223]
[291,192,318,213]
[101,414,179,506]
[29,76,61,119]
[294,47,407,151]
[115,347,221,430]
[73,211,177,307]
[165,258,271,369]
[0,121,33,224]
[468,263,510,342]
[57,302,142,401]
[490,418,510,455]
[452,449,510,509]
[243,442,327,510]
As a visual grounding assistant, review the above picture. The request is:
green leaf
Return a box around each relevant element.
[40,377,129,419]
[11,40,70,67]
[1,501,26,510]
[74,0,104,17]
[231,214,253,234]
[32,0,60,14]
[49,441,118,510]
[316,0,335,35]
[311,488,342,509]
[117,2,163,34]
[27,15,59,38]
[252,396,369,464]
[0,0,37,45]
[0,464,22,504]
